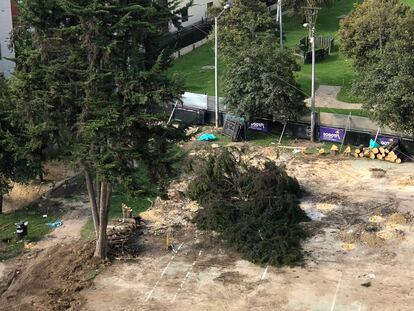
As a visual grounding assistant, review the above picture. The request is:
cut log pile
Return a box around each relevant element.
[352,141,404,164]
[107,218,137,252]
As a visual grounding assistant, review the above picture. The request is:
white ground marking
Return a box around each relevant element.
[171,250,203,302]
[145,243,184,302]
[330,272,343,311]
[260,265,269,281]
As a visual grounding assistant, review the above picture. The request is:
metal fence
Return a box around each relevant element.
[163,19,212,51]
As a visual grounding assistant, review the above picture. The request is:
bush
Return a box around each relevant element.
[188,148,309,266]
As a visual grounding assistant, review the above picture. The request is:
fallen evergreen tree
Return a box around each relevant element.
[188,149,309,266]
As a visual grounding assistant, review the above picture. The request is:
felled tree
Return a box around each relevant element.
[12,0,186,258]
[339,0,412,70]
[188,149,309,266]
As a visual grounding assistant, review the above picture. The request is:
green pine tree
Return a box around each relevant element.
[12,0,186,258]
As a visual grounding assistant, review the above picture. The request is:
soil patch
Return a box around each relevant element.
[0,241,104,311]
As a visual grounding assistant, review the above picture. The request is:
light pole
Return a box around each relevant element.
[276,0,283,48]
[214,3,231,128]
[303,6,320,142]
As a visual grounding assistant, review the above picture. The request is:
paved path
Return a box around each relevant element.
[305,85,362,110]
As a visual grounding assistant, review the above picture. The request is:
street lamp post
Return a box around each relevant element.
[277,0,283,48]
[303,6,320,142]
[310,25,316,142]
[214,3,231,128]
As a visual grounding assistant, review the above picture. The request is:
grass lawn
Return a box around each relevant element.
[169,0,414,109]
[168,1,363,105]
[317,106,369,117]
[401,0,414,6]
[167,43,219,96]
[80,192,153,240]
[0,200,63,260]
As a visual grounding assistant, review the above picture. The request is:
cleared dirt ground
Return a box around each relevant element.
[81,154,414,311]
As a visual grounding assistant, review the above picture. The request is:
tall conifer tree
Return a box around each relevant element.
[12,0,185,258]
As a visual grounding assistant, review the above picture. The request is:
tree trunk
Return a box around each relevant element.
[94,182,112,259]
[95,180,101,212]
[82,163,100,237]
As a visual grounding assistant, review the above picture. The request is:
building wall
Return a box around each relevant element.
[169,0,221,32]
[0,0,15,77]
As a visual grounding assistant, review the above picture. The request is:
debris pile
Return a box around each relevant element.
[338,212,411,248]
[140,179,200,235]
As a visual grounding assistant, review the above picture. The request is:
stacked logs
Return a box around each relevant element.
[107,218,137,253]
[353,141,403,164]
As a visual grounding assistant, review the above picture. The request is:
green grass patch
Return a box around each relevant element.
[168,1,367,104]
[401,0,414,8]
[316,107,368,117]
[167,43,224,96]
[80,193,153,240]
[247,130,290,146]
[0,201,63,260]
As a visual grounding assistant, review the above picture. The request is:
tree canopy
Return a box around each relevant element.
[339,0,414,134]
[215,0,278,61]
[0,75,37,212]
[223,41,306,122]
[11,0,186,258]
[215,0,306,121]
[339,0,412,69]
[355,16,414,135]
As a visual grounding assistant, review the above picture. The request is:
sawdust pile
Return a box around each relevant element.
[1,240,104,311]
[140,180,200,235]
[186,142,290,170]
[339,212,411,248]
[397,175,414,186]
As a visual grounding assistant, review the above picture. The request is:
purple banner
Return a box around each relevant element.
[319,126,345,143]
[249,121,269,133]
[377,135,399,146]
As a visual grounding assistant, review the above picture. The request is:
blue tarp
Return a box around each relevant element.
[369,139,381,149]
[197,133,217,141]
[46,219,63,228]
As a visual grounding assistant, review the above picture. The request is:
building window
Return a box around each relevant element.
[181,7,189,22]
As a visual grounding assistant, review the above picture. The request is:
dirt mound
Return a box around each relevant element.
[140,196,200,236]
[338,212,411,248]
[397,175,414,186]
[370,168,386,178]
[1,241,104,311]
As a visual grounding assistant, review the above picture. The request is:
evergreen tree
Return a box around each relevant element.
[215,0,306,121]
[12,0,185,258]
[223,40,306,122]
[0,75,37,213]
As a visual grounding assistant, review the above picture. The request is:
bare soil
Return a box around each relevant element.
[0,178,100,311]
[1,145,414,311]
[80,149,414,311]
